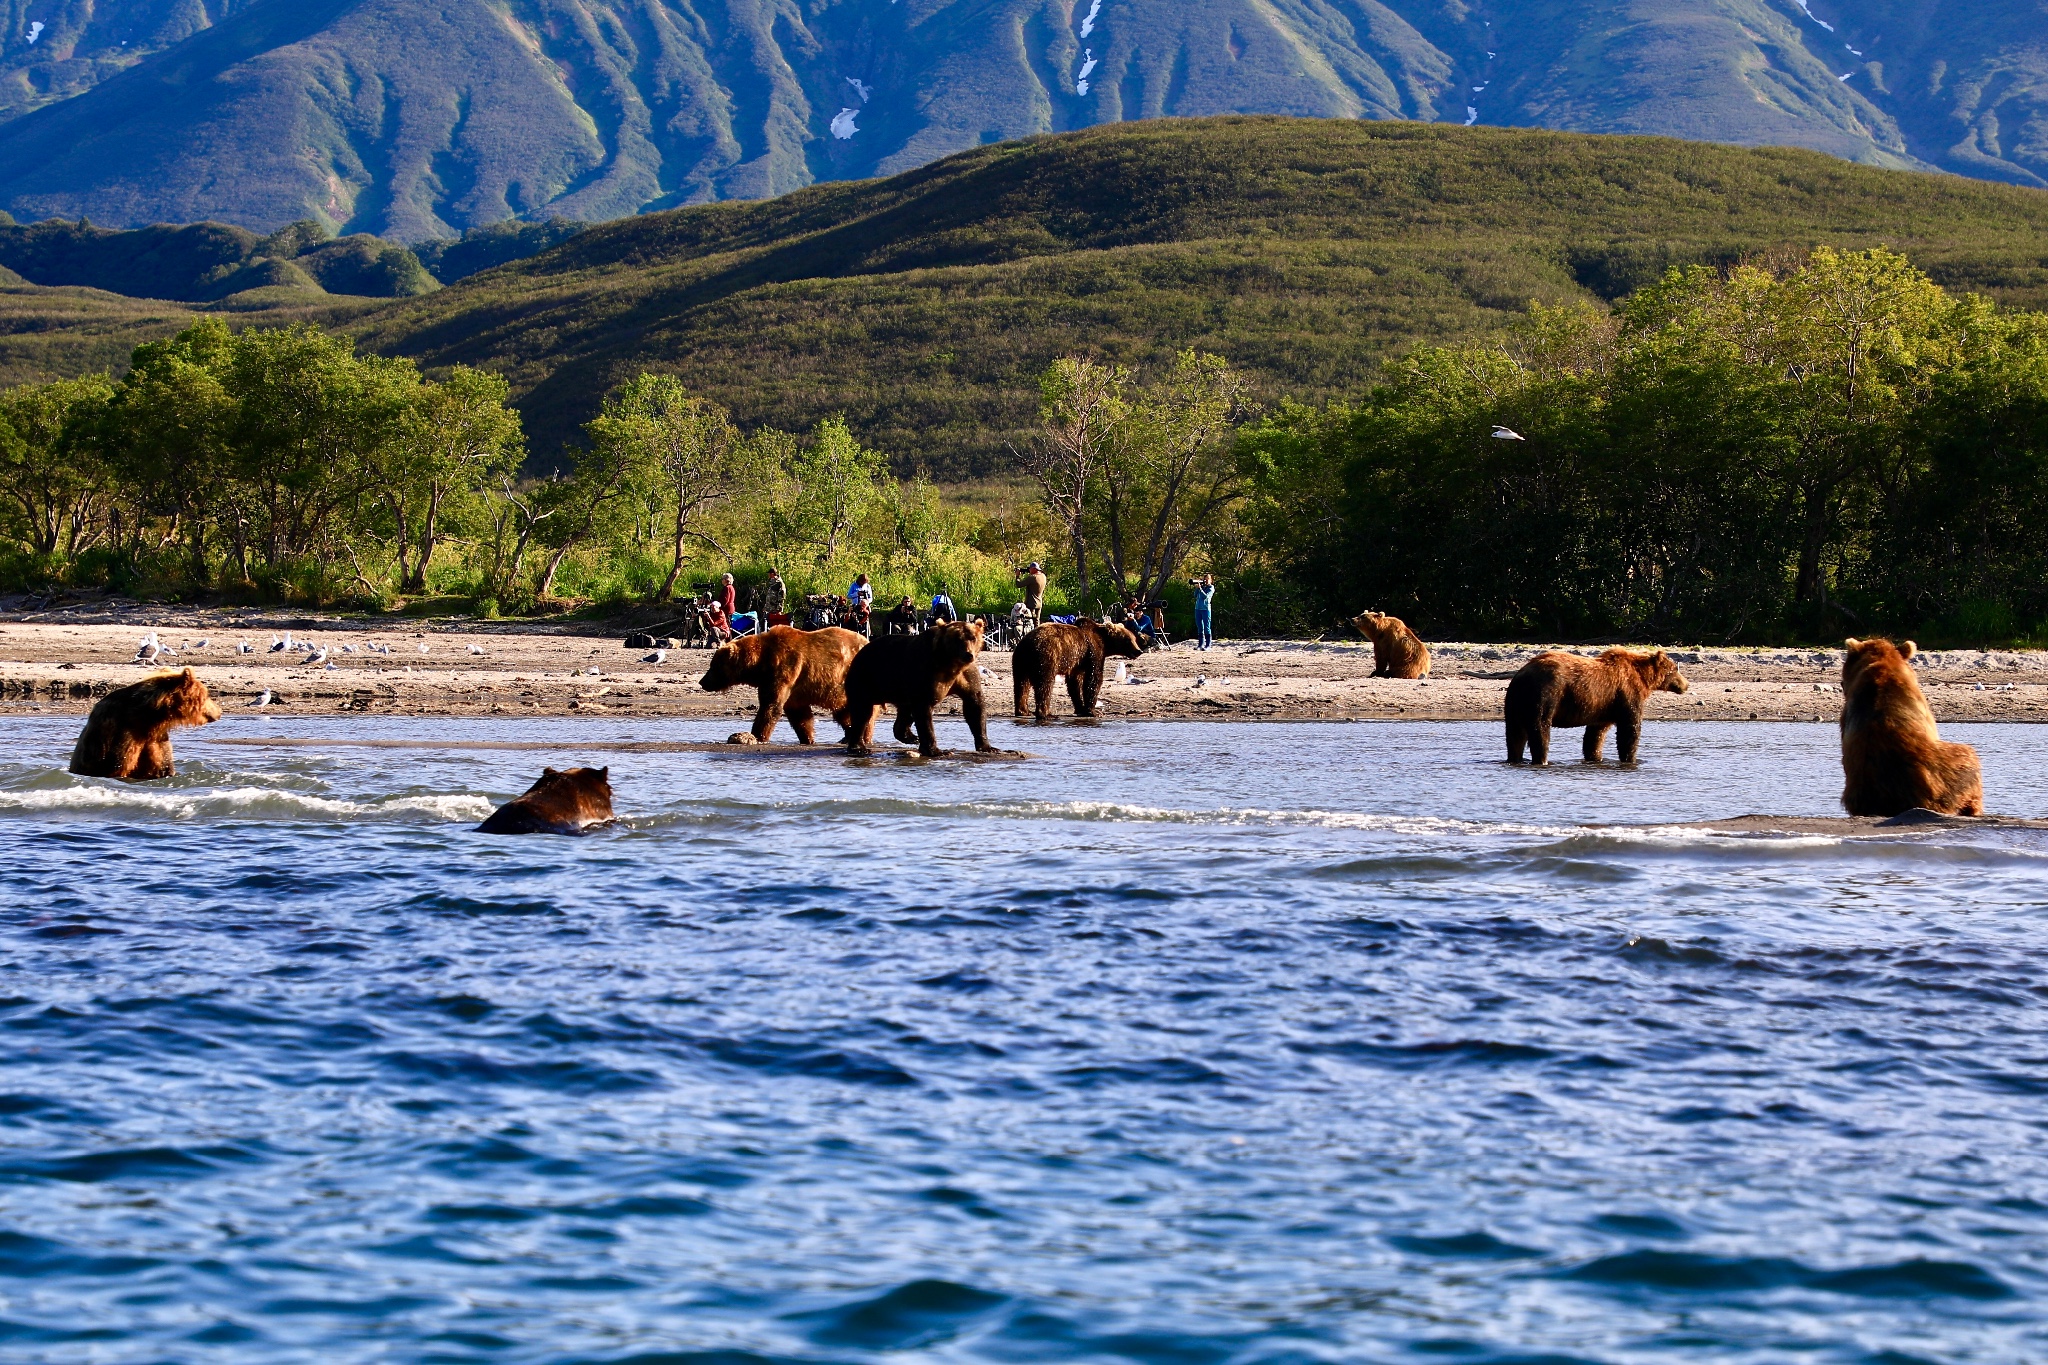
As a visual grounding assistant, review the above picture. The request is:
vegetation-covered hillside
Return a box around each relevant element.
[357,117,2048,475]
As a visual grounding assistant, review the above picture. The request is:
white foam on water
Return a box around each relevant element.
[0,781,495,825]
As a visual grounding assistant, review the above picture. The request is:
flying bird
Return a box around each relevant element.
[1492,425,1526,441]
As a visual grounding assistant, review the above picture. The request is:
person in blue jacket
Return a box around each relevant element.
[1192,573,1216,650]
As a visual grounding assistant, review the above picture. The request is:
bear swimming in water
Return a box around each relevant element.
[1504,648,1688,764]
[844,621,994,757]
[1839,637,1982,817]
[1012,618,1142,720]
[1349,610,1430,678]
[67,669,221,780]
[699,624,864,744]
[476,767,616,834]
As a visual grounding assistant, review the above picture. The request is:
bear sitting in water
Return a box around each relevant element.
[1840,637,1982,817]
[1504,648,1688,764]
[68,669,221,780]
[1349,610,1431,679]
[699,624,864,744]
[476,767,615,834]
[1013,618,1142,720]
[844,621,995,757]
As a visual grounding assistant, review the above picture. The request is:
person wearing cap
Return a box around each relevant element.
[1015,562,1046,622]
[1192,573,1216,650]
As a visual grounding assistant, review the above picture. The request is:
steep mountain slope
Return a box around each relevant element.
[0,0,2040,240]
[349,118,2048,474]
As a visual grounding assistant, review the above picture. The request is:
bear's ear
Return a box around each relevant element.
[542,766,559,778]
[595,767,609,780]
[1899,640,1917,660]
[1844,637,1861,650]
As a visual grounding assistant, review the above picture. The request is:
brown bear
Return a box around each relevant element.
[68,669,221,780]
[1839,638,1983,817]
[699,624,864,744]
[1349,610,1431,678]
[1013,618,1143,720]
[844,621,995,757]
[477,767,616,834]
[1504,648,1689,764]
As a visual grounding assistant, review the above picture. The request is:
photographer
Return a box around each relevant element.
[1014,562,1046,623]
[1191,573,1216,651]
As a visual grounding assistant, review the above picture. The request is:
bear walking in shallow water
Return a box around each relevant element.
[1839,638,1982,817]
[1504,648,1688,764]
[844,621,995,757]
[68,669,221,780]
[699,624,863,744]
[1013,618,1141,720]
[477,767,615,834]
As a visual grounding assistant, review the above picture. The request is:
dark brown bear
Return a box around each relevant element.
[476,767,616,834]
[1504,648,1689,764]
[1349,610,1431,678]
[1840,638,1982,816]
[68,669,221,780]
[844,621,995,757]
[1013,618,1143,720]
[699,624,864,744]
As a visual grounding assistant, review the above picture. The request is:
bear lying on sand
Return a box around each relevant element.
[1840,638,1982,817]
[1013,618,1142,720]
[1505,648,1688,764]
[477,767,615,834]
[844,621,995,757]
[1349,611,1430,678]
[699,624,864,744]
[68,669,221,780]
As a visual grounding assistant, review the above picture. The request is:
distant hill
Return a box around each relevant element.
[0,0,2041,239]
[350,117,2048,476]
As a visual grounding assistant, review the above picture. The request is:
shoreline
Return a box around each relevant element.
[2,608,2045,724]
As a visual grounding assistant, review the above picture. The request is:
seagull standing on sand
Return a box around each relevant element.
[467,644,485,655]
[237,640,253,654]
[418,642,431,654]
[642,649,668,664]
[306,648,328,666]
[250,690,272,707]
[192,638,208,650]
[270,634,290,653]
[1492,425,1526,441]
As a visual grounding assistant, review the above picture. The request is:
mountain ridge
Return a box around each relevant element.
[0,0,2040,240]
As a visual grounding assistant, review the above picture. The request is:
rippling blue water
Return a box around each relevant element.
[3,714,2048,1365]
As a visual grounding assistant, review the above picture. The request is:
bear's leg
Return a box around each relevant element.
[1027,666,1051,721]
[1076,656,1102,716]
[1013,670,1031,718]
[1614,713,1643,764]
[1583,722,1611,763]
[845,703,878,755]
[132,736,175,781]
[962,683,994,753]
[786,705,816,744]
[1505,718,1528,763]
[1527,712,1551,765]
[749,690,784,742]
[893,710,920,744]
[1065,668,1088,717]
[832,707,855,744]
[904,705,941,757]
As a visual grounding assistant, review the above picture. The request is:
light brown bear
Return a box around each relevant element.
[1349,611,1431,678]
[1504,648,1688,764]
[1840,638,1982,817]
[1013,618,1143,720]
[699,625,865,744]
[844,621,995,757]
[477,767,615,834]
[68,669,221,780]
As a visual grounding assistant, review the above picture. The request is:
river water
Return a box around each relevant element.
[2,715,2047,1365]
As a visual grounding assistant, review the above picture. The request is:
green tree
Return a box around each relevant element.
[773,417,888,566]
[381,366,523,593]
[583,374,744,600]
[0,375,117,560]
[1023,356,1130,607]
[107,317,236,582]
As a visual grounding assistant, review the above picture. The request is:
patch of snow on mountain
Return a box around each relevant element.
[1079,0,1102,39]
[847,77,872,102]
[25,20,42,43]
[1465,106,1479,125]
[1075,49,1098,95]
[831,108,859,138]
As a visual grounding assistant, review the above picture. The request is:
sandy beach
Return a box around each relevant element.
[3,602,2046,725]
